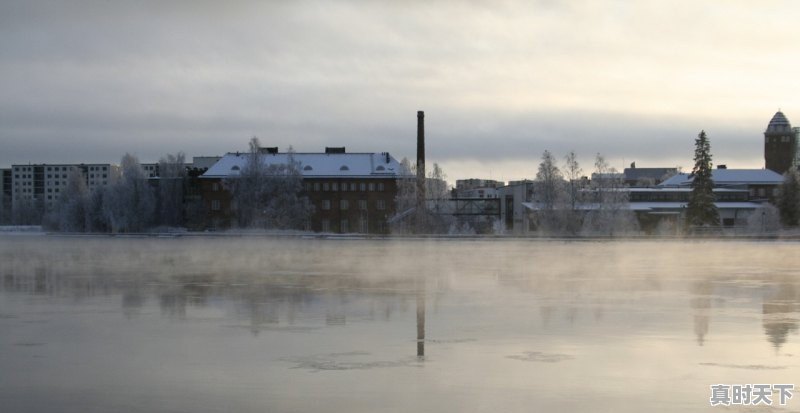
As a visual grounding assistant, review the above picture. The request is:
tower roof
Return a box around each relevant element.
[766,111,792,133]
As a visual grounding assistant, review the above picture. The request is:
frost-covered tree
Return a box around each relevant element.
[778,167,800,227]
[157,152,187,227]
[534,150,566,233]
[685,131,719,228]
[562,150,584,234]
[394,157,416,215]
[103,153,156,232]
[582,153,638,236]
[55,169,89,232]
[227,138,312,229]
[747,203,781,233]
[85,186,109,232]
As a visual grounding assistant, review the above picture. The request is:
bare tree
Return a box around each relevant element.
[227,138,312,230]
[563,150,584,234]
[103,153,156,232]
[582,153,638,236]
[534,150,566,233]
[55,169,89,232]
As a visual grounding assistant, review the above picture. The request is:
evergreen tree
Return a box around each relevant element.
[778,167,800,227]
[685,131,719,228]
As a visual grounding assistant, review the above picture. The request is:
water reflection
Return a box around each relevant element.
[762,282,798,350]
[2,237,800,412]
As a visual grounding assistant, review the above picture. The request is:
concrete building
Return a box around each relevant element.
[200,147,409,233]
[764,110,798,174]
[497,181,534,234]
[0,169,10,224]
[10,163,120,215]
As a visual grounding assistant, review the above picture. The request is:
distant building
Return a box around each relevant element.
[623,164,678,187]
[453,178,503,199]
[200,147,408,233]
[0,169,10,224]
[764,110,798,174]
[10,163,120,214]
[658,167,783,202]
[497,181,534,234]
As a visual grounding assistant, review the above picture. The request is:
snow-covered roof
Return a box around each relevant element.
[658,169,783,187]
[522,201,762,212]
[202,152,411,179]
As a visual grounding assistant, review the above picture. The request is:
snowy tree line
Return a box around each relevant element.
[42,152,197,233]
[531,150,640,236]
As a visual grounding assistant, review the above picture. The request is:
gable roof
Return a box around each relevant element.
[202,152,410,179]
[658,169,783,187]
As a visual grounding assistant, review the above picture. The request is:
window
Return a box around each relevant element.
[332,182,338,191]
[323,183,330,191]
[304,165,313,171]
[376,200,386,210]
[350,183,356,191]
[340,200,349,210]
[360,183,366,191]
[314,182,320,191]
[340,219,349,233]
[321,219,330,232]
[358,200,367,210]
[211,200,221,211]
[231,166,240,171]
[340,165,349,171]
[359,218,368,233]
[368,183,375,191]
[758,188,766,197]
[322,200,331,210]
[212,183,219,192]
[377,183,384,191]
[376,165,385,171]
[305,183,311,191]
[341,182,348,191]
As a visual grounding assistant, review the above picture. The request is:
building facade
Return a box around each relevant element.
[200,148,408,233]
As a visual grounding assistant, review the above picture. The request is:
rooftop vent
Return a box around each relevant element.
[303,165,313,171]
[340,165,349,171]
[325,147,346,154]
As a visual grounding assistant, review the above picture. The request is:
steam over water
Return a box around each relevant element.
[1,235,798,412]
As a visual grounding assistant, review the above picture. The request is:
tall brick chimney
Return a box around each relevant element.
[416,111,426,222]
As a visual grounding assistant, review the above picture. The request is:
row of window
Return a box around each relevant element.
[306,182,385,192]
[320,199,385,211]
[320,218,380,233]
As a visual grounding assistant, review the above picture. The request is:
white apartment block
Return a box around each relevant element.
[11,163,120,212]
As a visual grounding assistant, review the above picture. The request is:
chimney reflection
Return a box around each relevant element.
[416,275,425,359]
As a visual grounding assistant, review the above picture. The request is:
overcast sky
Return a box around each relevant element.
[1,0,799,182]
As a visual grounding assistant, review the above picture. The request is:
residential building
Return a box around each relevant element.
[11,163,119,215]
[0,169,10,224]
[200,147,408,233]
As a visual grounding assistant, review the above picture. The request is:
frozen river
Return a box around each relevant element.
[0,235,798,412]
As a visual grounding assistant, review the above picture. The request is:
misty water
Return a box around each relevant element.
[1,235,798,412]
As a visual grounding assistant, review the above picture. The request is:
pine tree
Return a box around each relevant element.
[685,131,719,228]
[778,167,800,227]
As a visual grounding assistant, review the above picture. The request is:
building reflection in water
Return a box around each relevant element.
[690,280,712,346]
[762,283,798,351]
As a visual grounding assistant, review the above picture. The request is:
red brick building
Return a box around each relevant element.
[200,148,409,233]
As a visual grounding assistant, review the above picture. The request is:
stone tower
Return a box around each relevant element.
[764,111,797,174]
